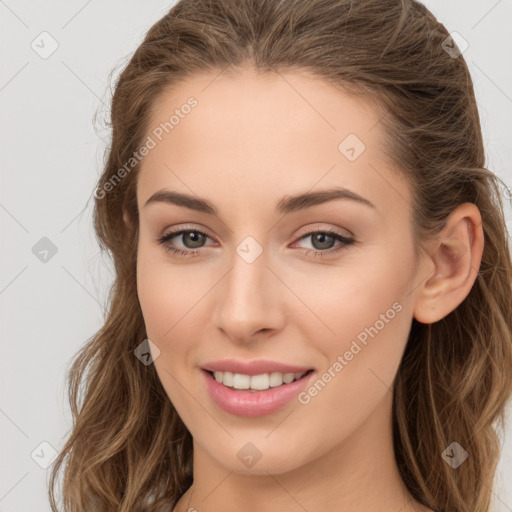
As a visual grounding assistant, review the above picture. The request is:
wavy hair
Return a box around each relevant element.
[48,1,512,511]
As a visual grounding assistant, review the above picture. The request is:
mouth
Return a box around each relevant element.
[201,367,316,417]
[203,368,315,392]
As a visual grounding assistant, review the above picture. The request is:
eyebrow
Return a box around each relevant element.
[143,186,376,215]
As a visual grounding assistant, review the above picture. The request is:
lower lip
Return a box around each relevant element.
[201,369,315,417]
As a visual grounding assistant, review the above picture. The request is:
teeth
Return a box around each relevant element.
[212,370,307,390]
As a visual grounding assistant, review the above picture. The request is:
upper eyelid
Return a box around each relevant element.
[162,223,352,239]
[298,224,353,238]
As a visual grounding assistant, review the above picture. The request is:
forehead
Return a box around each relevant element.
[136,65,411,219]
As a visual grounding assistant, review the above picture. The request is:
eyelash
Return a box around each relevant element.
[156,227,356,259]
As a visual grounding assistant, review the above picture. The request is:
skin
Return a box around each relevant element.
[133,62,484,512]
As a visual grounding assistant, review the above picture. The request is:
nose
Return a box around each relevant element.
[212,244,286,344]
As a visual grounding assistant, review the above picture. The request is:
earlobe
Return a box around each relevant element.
[413,203,484,324]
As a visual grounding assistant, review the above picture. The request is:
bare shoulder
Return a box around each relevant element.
[171,488,192,512]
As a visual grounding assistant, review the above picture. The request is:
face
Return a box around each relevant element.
[135,63,426,475]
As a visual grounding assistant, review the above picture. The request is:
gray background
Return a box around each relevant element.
[1,1,511,510]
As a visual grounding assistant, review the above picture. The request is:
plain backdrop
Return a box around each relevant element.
[1,1,511,511]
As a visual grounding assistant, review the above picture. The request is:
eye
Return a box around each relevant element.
[156,227,214,257]
[155,226,356,258]
[291,229,356,258]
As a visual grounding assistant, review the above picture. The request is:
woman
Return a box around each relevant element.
[48,1,512,511]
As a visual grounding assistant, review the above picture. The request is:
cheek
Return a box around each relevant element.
[136,242,207,342]
[295,291,410,453]
[136,250,176,340]
[290,248,411,344]
[295,247,413,401]
[136,247,201,412]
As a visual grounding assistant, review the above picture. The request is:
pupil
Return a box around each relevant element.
[184,231,205,248]
[312,233,334,250]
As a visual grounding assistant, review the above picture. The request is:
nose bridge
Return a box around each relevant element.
[214,237,284,341]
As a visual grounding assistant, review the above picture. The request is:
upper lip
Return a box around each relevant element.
[201,359,314,376]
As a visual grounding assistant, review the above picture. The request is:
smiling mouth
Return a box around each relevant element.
[204,369,315,392]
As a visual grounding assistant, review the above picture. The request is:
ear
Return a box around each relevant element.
[123,207,133,230]
[413,203,485,324]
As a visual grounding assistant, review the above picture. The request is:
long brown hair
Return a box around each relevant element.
[48,1,512,511]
